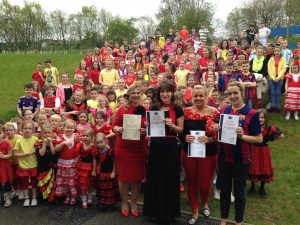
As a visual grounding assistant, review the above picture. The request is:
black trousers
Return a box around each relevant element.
[0,181,12,192]
[219,161,250,223]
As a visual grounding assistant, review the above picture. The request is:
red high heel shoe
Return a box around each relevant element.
[131,209,139,217]
[121,208,129,217]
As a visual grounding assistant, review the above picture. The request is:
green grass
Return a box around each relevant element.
[0,53,300,225]
[0,53,82,120]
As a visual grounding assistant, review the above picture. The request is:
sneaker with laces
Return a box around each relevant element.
[31,198,38,206]
[214,189,220,200]
[23,198,30,207]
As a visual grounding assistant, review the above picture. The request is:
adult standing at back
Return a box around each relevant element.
[256,21,271,47]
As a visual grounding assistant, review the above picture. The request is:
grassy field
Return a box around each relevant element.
[0,53,299,225]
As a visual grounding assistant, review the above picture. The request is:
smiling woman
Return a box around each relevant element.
[180,85,219,224]
[143,80,184,224]
[215,81,263,225]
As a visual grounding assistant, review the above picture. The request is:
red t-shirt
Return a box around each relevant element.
[180,30,189,41]
[84,56,93,69]
[87,69,100,85]
[32,71,46,89]
[125,75,136,87]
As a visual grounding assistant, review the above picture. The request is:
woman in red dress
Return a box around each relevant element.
[112,85,147,217]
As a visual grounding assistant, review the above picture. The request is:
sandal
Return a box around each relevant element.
[202,208,210,218]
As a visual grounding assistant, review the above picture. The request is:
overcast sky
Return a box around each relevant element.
[9,0,241,22]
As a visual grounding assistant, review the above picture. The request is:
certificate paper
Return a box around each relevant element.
[146,111,166,137]
[122,114,141,140]
[188,131,206,158]
[218,114,239,145]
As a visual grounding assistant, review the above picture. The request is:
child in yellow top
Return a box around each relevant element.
[175,60,190,87]
[14,121,38,207]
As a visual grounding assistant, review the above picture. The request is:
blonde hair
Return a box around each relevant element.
[125,84,142,106]
[82,128,95,137]
[192,85,207,96]
[95,132,107,142]
[4,122,17,130]
[227,81,245,95]
[51,114,62,121]
[41,123,53,132]
[63,119,76,128]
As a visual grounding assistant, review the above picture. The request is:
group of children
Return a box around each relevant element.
[1,28,299,213]
[0,115,120,210]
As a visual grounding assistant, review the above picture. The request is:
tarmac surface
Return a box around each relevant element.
[0,197,244,225]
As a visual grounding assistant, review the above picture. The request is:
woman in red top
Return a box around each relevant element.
[181,85,219,224]
[112,85,147,217]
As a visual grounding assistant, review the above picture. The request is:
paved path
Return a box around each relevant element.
[0,198,242,225]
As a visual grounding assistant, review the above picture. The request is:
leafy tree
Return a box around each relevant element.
[105,17,138,45]
[156,0,215,35]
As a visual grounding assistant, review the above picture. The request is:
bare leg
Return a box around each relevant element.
[220,219,227,225]
[130,181,141,211]
[23,189,29,199]
[192,208,199,219]
[119,181,130,210]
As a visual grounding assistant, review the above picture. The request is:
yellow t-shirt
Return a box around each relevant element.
[100,69,120,87]
[115,89,127,98]
[14,136,38,169]
[109,101,117,113]
[175,69,189,87]
[44,67,59,86]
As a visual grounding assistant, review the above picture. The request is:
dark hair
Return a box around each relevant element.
[106,89,117,102]
[225,62,234,67]
[91,61,100,71]
[24,83,34,89]
[44,58,52,63]
[77,110,89,120]
[219,40,229,50]
[96,111,107,120]
[257,109,268,128]
[156,80,175,107]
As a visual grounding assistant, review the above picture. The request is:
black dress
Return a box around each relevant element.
[143,105,184,224]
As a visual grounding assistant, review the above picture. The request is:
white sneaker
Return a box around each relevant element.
[295,114,299,120]
[31,198,37,206]
[11,191,18,199]
[214,189,220,200]
[286,113,290,120]
[23,198,30,207]
[266,103,271,110]
[18,191,24,200]
[231,193,235,203]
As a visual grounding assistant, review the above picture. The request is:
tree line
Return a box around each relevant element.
[225,0,300,38]
[0,0,216,52]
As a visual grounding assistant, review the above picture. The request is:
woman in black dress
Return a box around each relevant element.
[143,80,184,224]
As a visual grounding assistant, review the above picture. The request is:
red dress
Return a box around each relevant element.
[96,146,121,205]
[248,125,282,183]
[76,143,96,190]
[284,73,300,111]
[0,140,13,183]
[112,105,147,182]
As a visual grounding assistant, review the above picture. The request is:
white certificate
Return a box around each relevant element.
[122,114,141,140]
[188,131,206,158]
[218,114,239,145]
[146,111,166,137]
